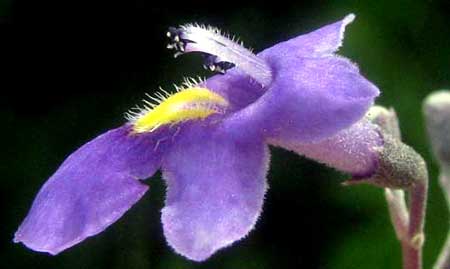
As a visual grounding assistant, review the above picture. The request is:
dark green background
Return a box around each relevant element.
[2,1,449,268]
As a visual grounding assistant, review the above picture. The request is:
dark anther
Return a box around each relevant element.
[167,27,183,41]
[202,54,235,74]
[166,27,187,57]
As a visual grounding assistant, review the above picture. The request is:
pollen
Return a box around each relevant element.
[126,81,228,133]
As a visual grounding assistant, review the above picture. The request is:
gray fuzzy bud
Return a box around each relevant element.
[346,107,428,189]
[367,133,427,189]
[423,90,450,165]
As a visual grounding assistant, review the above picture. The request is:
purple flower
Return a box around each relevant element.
[14,14,381,261]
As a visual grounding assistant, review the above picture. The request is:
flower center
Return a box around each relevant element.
[126,86,229,133]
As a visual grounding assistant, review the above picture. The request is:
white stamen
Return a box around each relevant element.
[178,24,273,86]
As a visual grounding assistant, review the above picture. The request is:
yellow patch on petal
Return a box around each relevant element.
[128,87,228,133]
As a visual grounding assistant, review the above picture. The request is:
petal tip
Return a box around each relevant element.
[162,207,260,262]
[14,227,67,255]
[13,235,62,256]
[337,13,356,50]
[344,13,356,24]
[13,181,149,257]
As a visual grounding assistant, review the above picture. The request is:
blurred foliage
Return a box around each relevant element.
[1,1,449,269]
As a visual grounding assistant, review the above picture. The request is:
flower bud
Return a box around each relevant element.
[423,90,450,165]
[345,106,428,189]
[366,105,401,139]
[364,133,427,189]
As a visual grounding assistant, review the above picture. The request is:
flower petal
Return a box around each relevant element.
[270,120,382,177]
[14,125,170,254]
[223,55,379,142]
[160,125,269,261]
[198,14,359,118]
[259,14,356,58]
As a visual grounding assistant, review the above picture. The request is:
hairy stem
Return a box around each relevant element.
[403,180,428,269]
[366,106,428,269]
[385,189,409,241]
